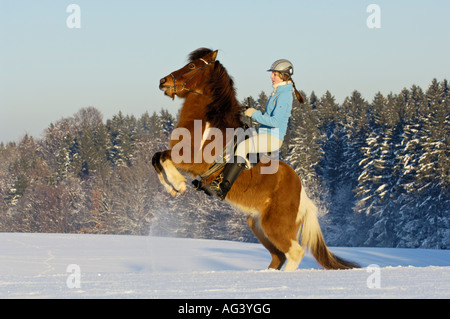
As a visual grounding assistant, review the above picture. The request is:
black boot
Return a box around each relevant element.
[211,157,245,201]
[192,179,216,197]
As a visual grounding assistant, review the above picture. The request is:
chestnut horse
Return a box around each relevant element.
[153,48,359,271]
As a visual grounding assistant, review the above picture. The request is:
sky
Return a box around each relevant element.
[1,0,449,144]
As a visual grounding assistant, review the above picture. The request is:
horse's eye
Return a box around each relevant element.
[188,63,195,69]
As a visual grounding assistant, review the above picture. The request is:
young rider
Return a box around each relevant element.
[210,59,304,200]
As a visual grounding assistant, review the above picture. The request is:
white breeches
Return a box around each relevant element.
[235,133,283,163]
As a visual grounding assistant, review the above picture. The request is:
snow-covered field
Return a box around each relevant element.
[0,232,449,299]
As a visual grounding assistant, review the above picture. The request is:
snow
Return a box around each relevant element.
[1,232,449,299]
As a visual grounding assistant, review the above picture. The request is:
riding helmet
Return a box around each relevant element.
[267,59,294,76]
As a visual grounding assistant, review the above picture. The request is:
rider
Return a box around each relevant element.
[210,59,304,200]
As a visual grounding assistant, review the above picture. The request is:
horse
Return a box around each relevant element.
[153,48,360,271]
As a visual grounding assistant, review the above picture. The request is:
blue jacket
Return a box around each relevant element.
[251,82,293,140]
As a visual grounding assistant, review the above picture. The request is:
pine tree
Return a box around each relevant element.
[68,109,111,178]
[285,93,327,212]
[159,109,175,139]
[55,134,72,182]
[402,79,450,248]
[317,91,339,131]
[106,111,137,167]
[340,91,369,190]
[355,91,406,246]
[257,91,269,111]
[315,91,351,240]
[355,93,398,212]
[7,134,47,205]
[396,86,427,203]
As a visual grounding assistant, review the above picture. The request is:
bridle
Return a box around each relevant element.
[169,58,213,97]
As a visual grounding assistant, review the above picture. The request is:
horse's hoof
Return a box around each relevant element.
[178,182,186,195]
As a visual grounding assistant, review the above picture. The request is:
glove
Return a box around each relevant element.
[244,108,257,117]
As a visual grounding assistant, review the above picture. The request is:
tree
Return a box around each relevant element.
[340,91,370,189]
[257,91,269,111]
[106,111,136,167]
[398,79,450,248]
[285,92,327,212]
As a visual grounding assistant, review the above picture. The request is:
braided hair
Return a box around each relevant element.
[277,72,305,104]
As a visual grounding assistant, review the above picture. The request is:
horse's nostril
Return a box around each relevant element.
[160,78,166,85]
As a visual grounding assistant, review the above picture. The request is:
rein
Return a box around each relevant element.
[170,58,212,97]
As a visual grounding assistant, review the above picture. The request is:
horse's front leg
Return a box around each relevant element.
[152,150,187,197]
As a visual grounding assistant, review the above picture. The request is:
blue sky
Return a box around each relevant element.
[1,0,449,143]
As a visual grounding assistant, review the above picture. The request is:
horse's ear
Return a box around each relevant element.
[201,50,218,64]
[211,50,218,62]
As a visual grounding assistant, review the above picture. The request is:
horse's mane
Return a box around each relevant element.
[188,48,243,129]
[188,48,213,62]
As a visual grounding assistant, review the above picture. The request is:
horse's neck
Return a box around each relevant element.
[178,94,242,129]
[177,95,209,124]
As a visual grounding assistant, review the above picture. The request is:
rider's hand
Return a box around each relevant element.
[244,108,257,117]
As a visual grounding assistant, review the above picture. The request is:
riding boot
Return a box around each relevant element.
[192,179,216,197]
[211,157,246,201]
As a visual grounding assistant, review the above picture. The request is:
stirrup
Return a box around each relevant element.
[210,173,223,191]
[192,179,202,190]
[192,174,223,198]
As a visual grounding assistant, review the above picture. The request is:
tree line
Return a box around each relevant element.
[0,78,448,248]
[283,78,448,249]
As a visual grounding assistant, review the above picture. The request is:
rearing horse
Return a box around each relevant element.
[153,48,359,271]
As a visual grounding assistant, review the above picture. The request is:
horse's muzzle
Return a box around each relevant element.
[159,77,167,90]
[159,77,175,99]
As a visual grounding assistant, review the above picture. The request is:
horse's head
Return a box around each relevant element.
[159,48,218,99]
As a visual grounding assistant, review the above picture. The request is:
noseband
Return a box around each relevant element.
[170,58,212,97]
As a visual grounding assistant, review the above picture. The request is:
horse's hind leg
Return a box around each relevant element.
[284,240,305,271]
[247,217,286,270]
[260,209,304,272]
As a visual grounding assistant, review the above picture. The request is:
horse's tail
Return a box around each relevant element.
[298,187,360,270]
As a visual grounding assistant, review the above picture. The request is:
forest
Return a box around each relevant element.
[0,78,448,249]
